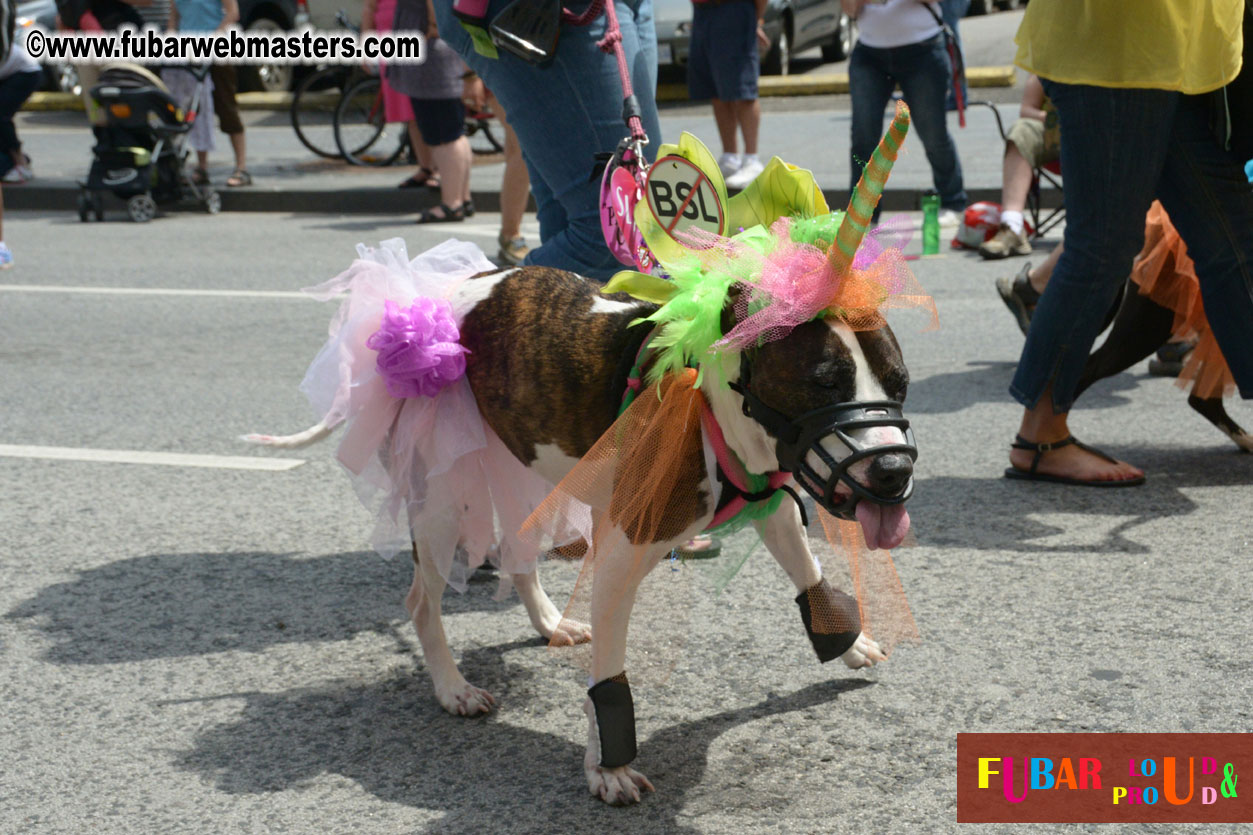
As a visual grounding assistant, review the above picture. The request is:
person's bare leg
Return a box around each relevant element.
[1010,384,1144,482]
[1028,241,1062,294]
[1001,142,1034,215]
[736,98,761,156]
[426,136,470,216]
[409,121,433,172]
[712,98,737,155]
[493,99,529,241]
[196,149,209,173]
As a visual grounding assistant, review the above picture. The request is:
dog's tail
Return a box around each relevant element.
[240,420,337,449]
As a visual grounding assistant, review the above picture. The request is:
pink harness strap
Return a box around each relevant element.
[700,403,790,531]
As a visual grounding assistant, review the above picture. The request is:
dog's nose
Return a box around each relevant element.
[867,453,913,496]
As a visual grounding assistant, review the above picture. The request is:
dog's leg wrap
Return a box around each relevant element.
[588,672,636,768]
[796,578,862,663]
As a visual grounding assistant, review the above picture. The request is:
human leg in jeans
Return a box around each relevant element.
[1008,83,1175,483]
[848,43,896,203]
[0,70,41,170]
[433,0,662,280]
[1154,95,1253,400]
[894,34,966,211]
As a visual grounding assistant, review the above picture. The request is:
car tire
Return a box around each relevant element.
[238,15,293,92]
[820,13,855,62]
[762,20,791,76]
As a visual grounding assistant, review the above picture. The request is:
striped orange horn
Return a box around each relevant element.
[828,100,911,278]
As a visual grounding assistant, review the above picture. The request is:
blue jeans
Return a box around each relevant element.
[848,33,966,210]
[434,0,662,281]
[0,69,41,170]
[1011,82,1253,409]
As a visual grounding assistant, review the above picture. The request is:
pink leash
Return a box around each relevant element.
[561,0,648,143]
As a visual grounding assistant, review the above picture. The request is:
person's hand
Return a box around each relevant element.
[841,0,865,17]
[463,76,486,112]
[756,21,769,51]
[427,20,439,39]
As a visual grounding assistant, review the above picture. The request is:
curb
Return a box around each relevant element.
[7,181,1059,216]
[23,65,1018,112]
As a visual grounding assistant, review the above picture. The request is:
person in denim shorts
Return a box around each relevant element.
[687,0,768,188]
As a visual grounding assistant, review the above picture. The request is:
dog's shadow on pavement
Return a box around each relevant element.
[911,445,1253,554]
[4,550,509,665]
[174,657,871,834]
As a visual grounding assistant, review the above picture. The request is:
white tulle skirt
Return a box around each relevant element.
[299,238,556,591]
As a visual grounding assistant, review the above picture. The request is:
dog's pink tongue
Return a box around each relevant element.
[855,502,911,551]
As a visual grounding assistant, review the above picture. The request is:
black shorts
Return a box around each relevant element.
[411,97,466,146]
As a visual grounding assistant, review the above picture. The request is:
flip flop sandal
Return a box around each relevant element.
[416,203,466,224]
[1004,434,1145,487]
[226,169,252,187]
[190,168,210,186]
[994,262,1040,337]
[399,167,440,190]
[676,536,722,560]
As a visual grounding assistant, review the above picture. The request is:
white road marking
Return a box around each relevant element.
[0,444,305,471]
[0,284,311,300]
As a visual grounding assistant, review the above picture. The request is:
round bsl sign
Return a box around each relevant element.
[643,155,725,239]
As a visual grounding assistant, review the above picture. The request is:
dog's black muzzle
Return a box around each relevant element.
[730,359,917,520]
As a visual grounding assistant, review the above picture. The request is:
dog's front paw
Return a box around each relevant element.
[585,760,655,806]
[545,617,592,647]
[435,678,495,716]
[840,632,888,669]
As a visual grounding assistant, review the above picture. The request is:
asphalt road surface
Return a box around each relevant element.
[2,209,1251,833]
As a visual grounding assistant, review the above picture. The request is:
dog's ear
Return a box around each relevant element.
[720,282,749,336]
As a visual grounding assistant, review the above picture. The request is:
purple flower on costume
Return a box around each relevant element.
[367,298,469,398]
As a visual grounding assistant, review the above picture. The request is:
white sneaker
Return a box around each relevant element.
[718,152,741,178]
[0,243,13,270]
[725,155,765,190]
[938,209,961,227]
[2,167,24,184]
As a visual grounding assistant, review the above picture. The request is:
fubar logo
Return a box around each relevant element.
[956,733,1250,823]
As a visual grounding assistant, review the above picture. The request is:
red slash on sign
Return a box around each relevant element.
[644,155,725,239]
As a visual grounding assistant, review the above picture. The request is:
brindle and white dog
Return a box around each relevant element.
[257,262,916,805]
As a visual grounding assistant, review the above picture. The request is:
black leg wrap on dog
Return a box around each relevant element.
[796,578,862,663]
[588,674,637,768]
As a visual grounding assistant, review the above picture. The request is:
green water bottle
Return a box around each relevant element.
[921,190,941,256]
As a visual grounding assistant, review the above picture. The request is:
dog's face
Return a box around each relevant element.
[742,315,914,550]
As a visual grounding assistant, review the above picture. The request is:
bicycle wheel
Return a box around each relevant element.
[334,76,409,167]
[291,65,350,159]
[465,112,504,156]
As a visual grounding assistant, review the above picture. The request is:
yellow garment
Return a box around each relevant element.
[1014,0,1243,95]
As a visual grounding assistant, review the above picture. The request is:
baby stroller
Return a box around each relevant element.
[77,63,221,223]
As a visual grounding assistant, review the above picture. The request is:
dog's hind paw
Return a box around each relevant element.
[545,617,592,647]
[841,632,888,670]
[586,763,655,806]
[436,680,496,717]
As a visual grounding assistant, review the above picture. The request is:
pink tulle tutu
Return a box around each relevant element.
[299,238,557,591]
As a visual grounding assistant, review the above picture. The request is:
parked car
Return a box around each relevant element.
[238,0,301,91]
[16,0,78,93]
[653,0,855,77]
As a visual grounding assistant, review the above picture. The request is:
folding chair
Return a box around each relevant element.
[973,100,1064,238]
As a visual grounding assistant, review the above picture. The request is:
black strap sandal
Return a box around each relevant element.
[1004,434,1145,487]
[416,203,466,224]
[399,166,440,190]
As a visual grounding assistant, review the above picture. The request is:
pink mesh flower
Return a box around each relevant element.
[366,297,469,399]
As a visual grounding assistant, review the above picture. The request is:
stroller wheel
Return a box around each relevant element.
[77,192,90,222]
[203,190,221,215]
[127,194,157,223]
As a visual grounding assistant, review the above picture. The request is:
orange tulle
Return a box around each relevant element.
[1130,202,1236,399]
[519,369,919,678]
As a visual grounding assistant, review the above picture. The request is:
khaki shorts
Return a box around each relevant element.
[1007,116,1060,168]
